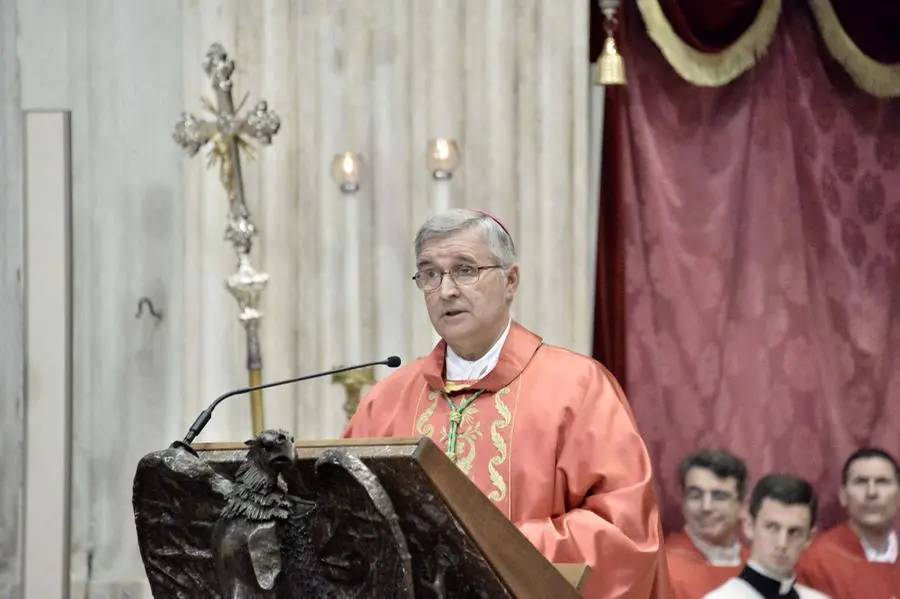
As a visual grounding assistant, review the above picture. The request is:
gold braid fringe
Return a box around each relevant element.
[636,0,782,87]
[808,0,900,98]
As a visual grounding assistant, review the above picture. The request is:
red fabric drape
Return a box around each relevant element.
[591,1,629,386]
[648,0,900,63]
[592,87,628,387]
[611,0,900,533]
[657,0,766,51]
[830,0,900,63]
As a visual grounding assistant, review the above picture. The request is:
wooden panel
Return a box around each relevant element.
[192,436,423,452]
[414,438,583,599]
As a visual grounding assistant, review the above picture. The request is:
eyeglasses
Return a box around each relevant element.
[684,488,737,504]
[412,264,502,292]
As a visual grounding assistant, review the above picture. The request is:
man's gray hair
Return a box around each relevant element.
[414,208,517,268]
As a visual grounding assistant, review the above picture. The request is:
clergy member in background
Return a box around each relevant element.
[344,208,670,598]
[705,474,827,599]
[796,447,900,597]
[666,450,749,598]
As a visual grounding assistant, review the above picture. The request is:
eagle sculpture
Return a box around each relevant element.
[132,429,416,599]
[211,429,298,598]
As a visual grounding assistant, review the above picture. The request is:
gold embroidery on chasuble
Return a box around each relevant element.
[439,407,482,476]
[414,389,440,438]
[486,387,512,503]
[412,381,517,516]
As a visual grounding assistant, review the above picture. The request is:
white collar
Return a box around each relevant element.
[747,560,796,595]
[445,319,511,382]
[859,529,898,563]
[685,526,743,566]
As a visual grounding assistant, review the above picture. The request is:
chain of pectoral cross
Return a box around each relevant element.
[442,389,485,461]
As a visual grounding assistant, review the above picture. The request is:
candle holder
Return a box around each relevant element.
[333,366,376,420]
[426,139,460,180]
[331,152,364,193]
[330,150,367,417]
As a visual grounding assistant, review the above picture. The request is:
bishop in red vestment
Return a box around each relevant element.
[795,448,900,598]
[344,208,670,598]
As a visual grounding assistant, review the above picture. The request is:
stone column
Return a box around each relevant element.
[0,0,25,595]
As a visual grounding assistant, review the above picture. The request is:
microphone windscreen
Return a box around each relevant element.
[386,355,402,368]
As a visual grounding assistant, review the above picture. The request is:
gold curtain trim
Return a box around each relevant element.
[636,0,782,87]
[808,0,900,98]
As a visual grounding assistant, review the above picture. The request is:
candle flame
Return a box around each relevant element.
[435,139,450,160]
[342,153,356,175]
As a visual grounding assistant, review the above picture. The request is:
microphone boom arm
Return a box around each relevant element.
[182,356,401,445]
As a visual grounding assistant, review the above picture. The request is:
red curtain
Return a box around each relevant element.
[652,0,900,62]
[592,84,628,387]
[656,0,766,51]
[829,0,900,63]
[596,1,900,533]
[592,0,629,386]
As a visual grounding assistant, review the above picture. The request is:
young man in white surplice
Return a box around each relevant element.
[705,474,829,599]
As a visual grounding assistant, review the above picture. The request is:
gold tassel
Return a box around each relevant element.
[595,1,626,86]
[596,35,626,85]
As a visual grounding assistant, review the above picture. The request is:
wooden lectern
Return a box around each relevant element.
[133,435,589,598]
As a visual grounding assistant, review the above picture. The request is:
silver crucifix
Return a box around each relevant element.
[173,42,281,435]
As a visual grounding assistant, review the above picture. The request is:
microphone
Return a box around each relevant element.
[181,356,402,445]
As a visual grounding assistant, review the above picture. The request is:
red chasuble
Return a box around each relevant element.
[343,322,670,599]
[664,531,748,599]
[795,523,900,599]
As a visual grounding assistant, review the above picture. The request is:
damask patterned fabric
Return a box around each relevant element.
[619,1,900,532]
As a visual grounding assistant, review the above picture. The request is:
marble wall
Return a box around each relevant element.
[9,0,597,596]
[16,0,186,596]
[0,0,24,595]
